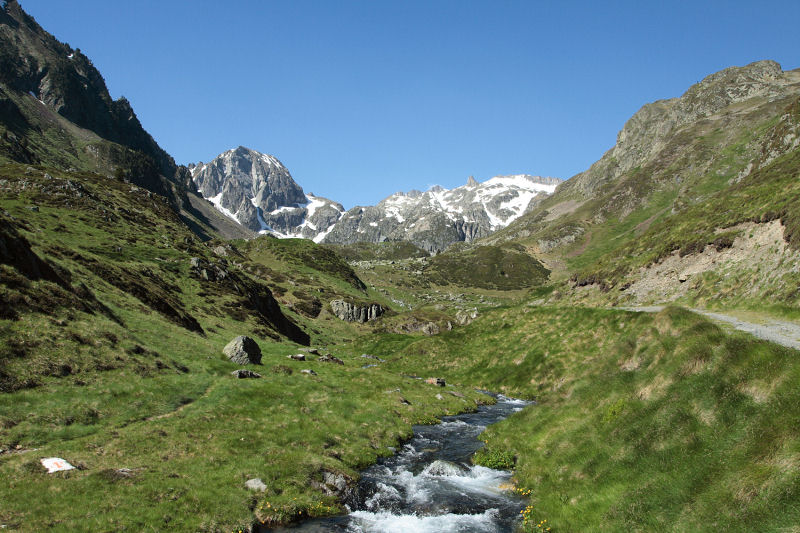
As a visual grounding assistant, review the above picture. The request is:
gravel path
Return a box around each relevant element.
[620,306,800,351]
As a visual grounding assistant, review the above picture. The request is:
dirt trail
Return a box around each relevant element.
[620,306,800,351]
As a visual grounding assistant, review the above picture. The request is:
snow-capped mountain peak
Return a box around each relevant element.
[323,174,561,252]
[190,148,561,252]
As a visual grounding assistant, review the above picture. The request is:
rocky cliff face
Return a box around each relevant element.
[189,147,344,240]
[329,300,384,323]
[0,0,189,209]
[322,175,560,252]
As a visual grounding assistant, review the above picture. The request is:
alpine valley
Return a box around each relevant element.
[2,2,800,533]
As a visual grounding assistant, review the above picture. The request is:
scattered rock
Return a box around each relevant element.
[245,478,267,492]
[425,377,446,387]
[448,391,465,398]
[361,354,386,362]
[311,471,356,501]
[301,369,318,376]
[288,353,306,361]
[423,459,469,477]
[318,354,344,365]
[223,336,262,365]
[435,393,444,400]
[189,256,229,282]
[231,369,262,379]
[26,205,38,212]
[102,468,137,480]
[305,348,321,355]
[330,300,384,323]
[456,308,479,326]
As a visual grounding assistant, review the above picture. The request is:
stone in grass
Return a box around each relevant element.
[318,354,344,365]
[223,336,261,365]
[301,369,317,376]
[288,353,306,361]
[245,478,267,492]
[231,369,262,379]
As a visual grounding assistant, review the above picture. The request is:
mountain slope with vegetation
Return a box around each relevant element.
[1,1,800,531]
[485,61,800,308]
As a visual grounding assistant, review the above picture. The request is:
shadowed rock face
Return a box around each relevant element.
[329,300,384,323]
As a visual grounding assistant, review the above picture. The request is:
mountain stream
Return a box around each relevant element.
[267,394,531,533]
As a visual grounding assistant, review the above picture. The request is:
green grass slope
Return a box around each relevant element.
[0,162,489,531]
[323,241,430,262]
[349,305,800,531]
[425,243,550,291]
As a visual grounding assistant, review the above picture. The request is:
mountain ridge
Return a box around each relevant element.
[190,145,561,252]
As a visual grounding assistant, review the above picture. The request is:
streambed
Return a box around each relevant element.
[268,394,531,532]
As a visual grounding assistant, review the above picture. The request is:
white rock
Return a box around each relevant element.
[245,478,267,491]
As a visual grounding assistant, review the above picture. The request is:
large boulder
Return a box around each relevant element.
[223,336,262,365]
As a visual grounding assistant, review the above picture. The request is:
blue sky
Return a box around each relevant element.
[21,0,800,208]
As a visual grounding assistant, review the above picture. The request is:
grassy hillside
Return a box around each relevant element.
[572,131,800,296]
[348,305,800,531]
[425,243,550,291]
[323,241,429,262]
[0,161,491,531]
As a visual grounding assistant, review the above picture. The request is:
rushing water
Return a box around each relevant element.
[268,394,531,533]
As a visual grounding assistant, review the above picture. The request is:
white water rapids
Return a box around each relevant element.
[267,394,531,532]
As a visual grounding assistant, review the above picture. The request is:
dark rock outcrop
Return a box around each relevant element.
[0,1,178,194]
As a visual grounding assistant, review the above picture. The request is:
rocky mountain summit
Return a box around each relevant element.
[558,60,798,199]
[191,146,560,253]
[189,147,344,241]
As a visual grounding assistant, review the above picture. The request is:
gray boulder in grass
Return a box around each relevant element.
[223,336,262,365]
